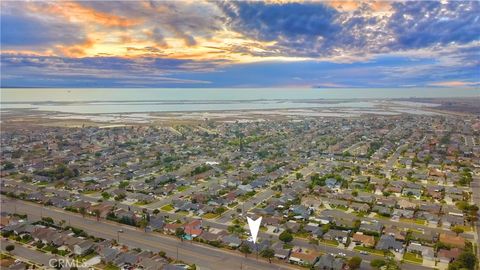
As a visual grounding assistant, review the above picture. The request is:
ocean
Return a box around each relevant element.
[1,88,478,114]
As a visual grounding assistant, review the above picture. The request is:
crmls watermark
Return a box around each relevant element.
[48,258,94,269]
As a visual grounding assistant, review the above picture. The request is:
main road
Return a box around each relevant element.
[1,197,298,270]
[470,175,480,256]
[1,197,432,270]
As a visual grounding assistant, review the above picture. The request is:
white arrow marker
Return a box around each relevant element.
[247,216,262,244]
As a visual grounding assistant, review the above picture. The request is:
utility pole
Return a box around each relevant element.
[117,230,123,243]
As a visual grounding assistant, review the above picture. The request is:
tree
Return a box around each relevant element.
[451,226,464,236]
[6,245,15,252]
[239,244,251,258]
[295,172,303,180]
[118,181,129,189]
[138,219,148,232]
[370,259,386,269]
[79,207,86,218]
[175,228,185,241]
[101,192,111,200]
[42,217,54,224]
[348,256,362,270]
[3,162,15,170]
[90,209,100,222]
[449,251,477,270]
[153,209,160,215]
[58,219,66,227]
[457,251,477,270]
[279,230,293,243]
[260,248,275,263]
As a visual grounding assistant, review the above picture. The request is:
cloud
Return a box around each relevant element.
[218,1,344,57]
[0,13,86,48]
[217,1,479,59]
[219,2,339,42]
[1,0,479,88]
[388,1,480,50]
[0,53,219,87]
[428,81,479,87]
[78,1,221,45]
[27,1,141,28]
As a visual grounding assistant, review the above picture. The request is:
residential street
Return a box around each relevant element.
[0,238,54,267]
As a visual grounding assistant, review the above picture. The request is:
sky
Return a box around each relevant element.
[1,0,479,88]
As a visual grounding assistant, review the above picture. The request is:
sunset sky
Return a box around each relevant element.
[1,0,479,88]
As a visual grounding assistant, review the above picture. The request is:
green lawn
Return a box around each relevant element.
[375,214,390,220]
[319,239,339,246]
[77,252,98,262]
[177,186,189,192]
[161,204,174,211]
[353,246,385,256]
[202,213,219,219]
[456,225,473,232]
[57,250,69,256]
[19,237,33,244]
[133,201,149,206]
[332,205,348,211]
[400,218,426,225]
[104,264,120,270]
[294,232,311,239]
[42,245,56,253]
[81,190,98,195]
[403,252,423,264]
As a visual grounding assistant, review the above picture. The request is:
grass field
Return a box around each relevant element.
[353,246,385,256]
[177,186,189,192]
[403,252,423,264]
[319,239,339,246]
[133,201,148,206]
[103,264,120,270]
[202,213,219,219]
[161,204,174,211]
[400,218,426,225]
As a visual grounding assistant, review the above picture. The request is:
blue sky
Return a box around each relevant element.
[1,1,479,88]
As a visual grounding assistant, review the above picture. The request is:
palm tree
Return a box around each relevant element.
[93,209,101,221]
[240,244,251,258]
[261,248,275,263]
[58,219,66,228]
[79,207,86,218]
[138,219,148,232]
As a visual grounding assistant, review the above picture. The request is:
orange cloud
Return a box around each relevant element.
[326,1,360,11]
[56,38,95,57]
[429,81,478,87]
[370,1,391,12]
[28,1,141,28]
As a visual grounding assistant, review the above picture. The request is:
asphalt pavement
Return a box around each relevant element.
[1,197,300,270]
